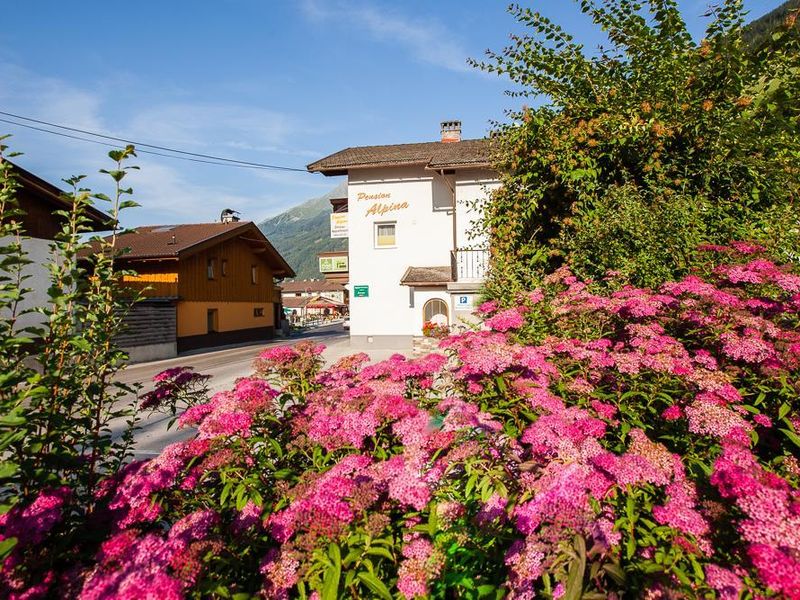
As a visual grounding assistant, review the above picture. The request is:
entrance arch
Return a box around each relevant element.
[423,298,449,325]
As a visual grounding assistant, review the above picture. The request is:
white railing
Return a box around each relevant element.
[451,249,489,282]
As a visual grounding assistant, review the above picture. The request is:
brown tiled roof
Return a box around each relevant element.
[280,280,346,293]
[86,221,295,277]
[400,266,452,286]
[307,139,494,175]
[282,295,346,309]
[282,296,312,309]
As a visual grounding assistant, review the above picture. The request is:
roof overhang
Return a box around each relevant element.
[399,266,453,287]
[8,160,112,230]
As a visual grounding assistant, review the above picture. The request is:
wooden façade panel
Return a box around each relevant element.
[176,236,275,303]
[120,259,179,298]
[16,187,66,240]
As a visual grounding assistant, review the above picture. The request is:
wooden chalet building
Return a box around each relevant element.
[1,161,111,333]
[98,221,294,361]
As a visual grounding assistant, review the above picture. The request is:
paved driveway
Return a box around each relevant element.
[115,324,402,457]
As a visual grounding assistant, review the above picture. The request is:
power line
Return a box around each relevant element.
[0,109,308,172]
[0,117,302,171]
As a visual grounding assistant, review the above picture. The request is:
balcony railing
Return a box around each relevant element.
[450,248,489,282]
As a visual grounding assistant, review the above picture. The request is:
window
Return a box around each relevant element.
[423,298,449,325]
[221,259,228,277]
[207,309,218,333]
[375,222,396,248]
[207,258,217,280]
[254,307,264,317]
[251,265,258,285]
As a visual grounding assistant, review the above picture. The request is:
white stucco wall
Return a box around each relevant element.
[455,170,501,249]
[0,236,54,332]
[346,167,499,340]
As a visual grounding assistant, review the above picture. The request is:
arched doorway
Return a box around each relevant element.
[423,298,449,326]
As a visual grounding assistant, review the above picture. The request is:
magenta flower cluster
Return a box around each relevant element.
[2,244,799,599]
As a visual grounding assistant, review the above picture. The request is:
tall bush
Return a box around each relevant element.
[0,140,141,557]
[473,0,800,295]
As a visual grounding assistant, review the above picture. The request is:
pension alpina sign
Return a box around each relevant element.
[357,191,409,217]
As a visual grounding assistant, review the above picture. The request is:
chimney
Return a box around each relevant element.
[440,120,461,143]
[220,208,241,223]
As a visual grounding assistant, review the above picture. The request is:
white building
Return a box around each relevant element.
[308,121,500,349]
[280,280,347,304]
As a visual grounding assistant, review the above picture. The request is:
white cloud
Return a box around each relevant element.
[300,0,472,73]
[0,62,331,226]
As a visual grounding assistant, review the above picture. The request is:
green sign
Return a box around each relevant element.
[319,255,349,273]
[353,285,369,298]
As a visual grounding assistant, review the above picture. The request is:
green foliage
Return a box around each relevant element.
[258,182,347,280]
[474,0,800,297]
[0,139,141,514]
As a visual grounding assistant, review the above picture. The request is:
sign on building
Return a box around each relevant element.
[330,213,348,238]
[319,255,349,273]
[353,285,369,298]
[455,294,473,309]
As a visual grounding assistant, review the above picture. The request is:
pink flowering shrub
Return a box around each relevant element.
[2,244,799,598]
[140,367,211,428]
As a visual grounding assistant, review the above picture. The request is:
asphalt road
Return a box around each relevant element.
[113,323,400,458]
[117,322,350,396]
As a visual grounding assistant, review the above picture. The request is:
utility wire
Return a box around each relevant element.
[0,109,308,172]
[0,117,302,171]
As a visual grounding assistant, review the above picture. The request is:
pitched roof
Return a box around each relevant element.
[280,280,346,293]
[88,221,295,277]
[307,138,494,176]
[282,295,346,309]
[8,160,111,230]
[400,266,453,286]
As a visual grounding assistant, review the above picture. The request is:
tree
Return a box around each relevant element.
[474,0,800,296]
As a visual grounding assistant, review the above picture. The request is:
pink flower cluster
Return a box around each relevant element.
[81,509,218,599]
[6,246,800,599]
[711,441,800,598]
[0,487,70,547]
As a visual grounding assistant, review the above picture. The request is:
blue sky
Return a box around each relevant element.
[0,0,785,227]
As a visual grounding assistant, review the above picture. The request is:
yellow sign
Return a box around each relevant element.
[357,192,391,201]
[330,212,348,238]
[365,201,409,217]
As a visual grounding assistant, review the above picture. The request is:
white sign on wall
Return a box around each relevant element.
[330,213,348,238]
[455,294,473,309]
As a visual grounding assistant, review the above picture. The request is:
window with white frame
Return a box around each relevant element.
[374,222,396,248]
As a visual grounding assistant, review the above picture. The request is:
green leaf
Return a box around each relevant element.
[780,428,800,450]
[0,537,17,560]
[0,414,25,426]
[366,546,394,560]
[563,535,586,600]
[322,544,341,600]
[0,461,19,479]
[356,572,392,599]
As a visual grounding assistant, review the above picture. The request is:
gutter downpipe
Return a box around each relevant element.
[434,168,458,258]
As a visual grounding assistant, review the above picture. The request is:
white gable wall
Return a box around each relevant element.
[455,169,500,250]
[346,166,499,345]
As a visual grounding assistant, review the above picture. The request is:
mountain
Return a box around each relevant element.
[258,182,348,280]
[743,0,799,45]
